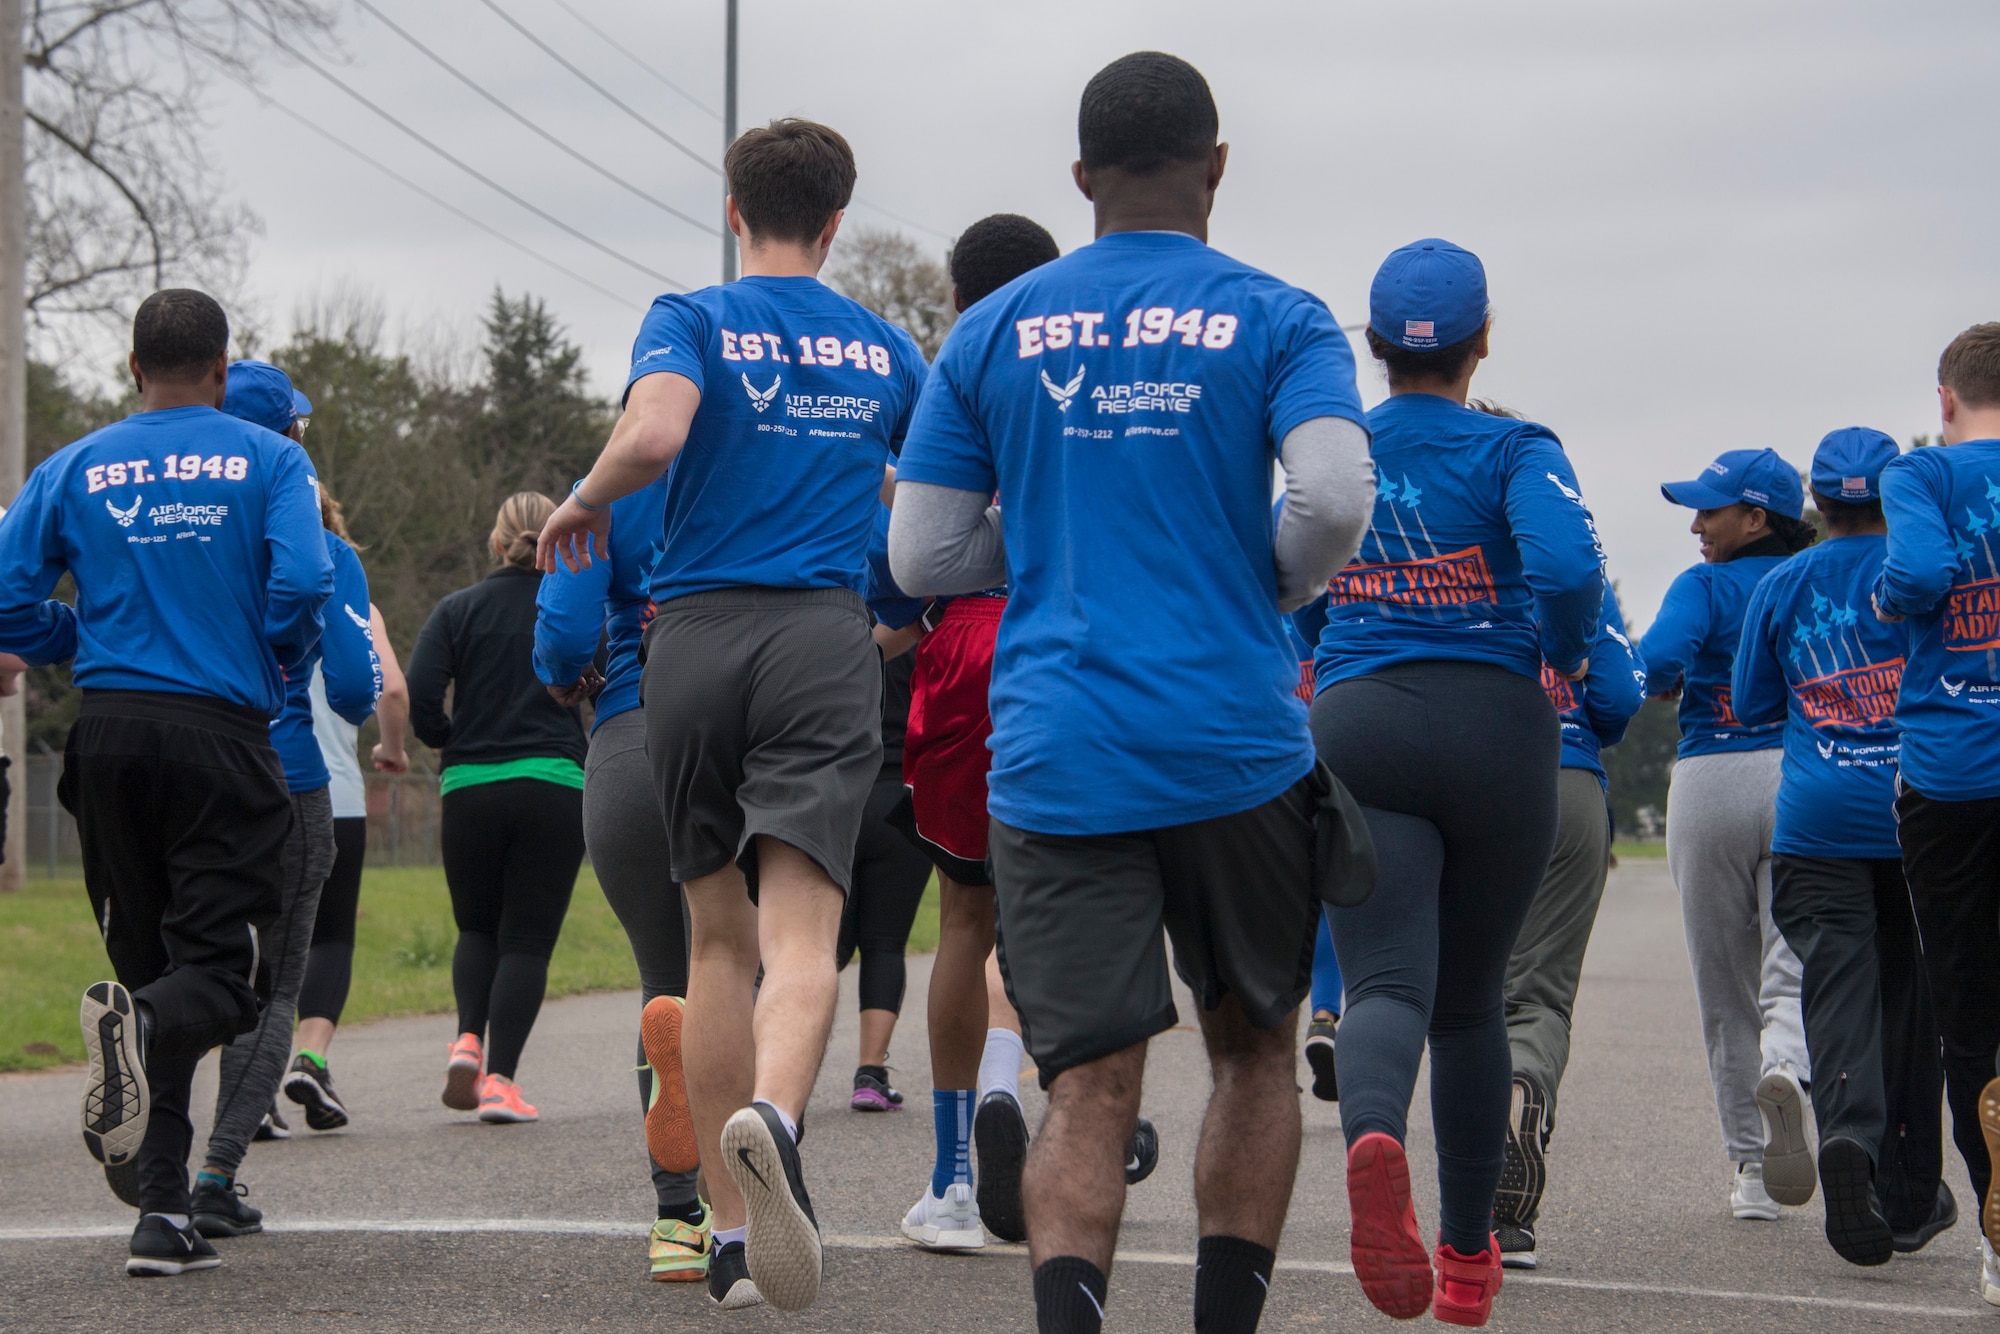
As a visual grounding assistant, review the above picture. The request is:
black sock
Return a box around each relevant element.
[1033,1256,1108,1334]
[1194,1235,1275,1333]
[659,1200,705,1225]
[856,1063,889,1081]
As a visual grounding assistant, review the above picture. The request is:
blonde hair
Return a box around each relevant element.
[319,479,355,544]
[491,491,555,570]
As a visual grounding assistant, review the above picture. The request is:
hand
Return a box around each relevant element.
[1562,656,1590,683]
[1872,592,1904,624]
[371,744,410,775]
[537,493,613,574]
[546,663,605,708]
[1649,686,1683,702]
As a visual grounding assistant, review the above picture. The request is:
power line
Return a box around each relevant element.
[542,0,720,121]
[478,0,722,179]
[353,0,718,238]
[850,196,956,246]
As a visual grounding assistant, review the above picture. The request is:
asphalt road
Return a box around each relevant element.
[1,859,1992,1331]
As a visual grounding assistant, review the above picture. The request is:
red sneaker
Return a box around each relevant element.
[442,1033,482,1111]
[1346,1132,1433,1318]
[641,996,699,1173]
[478,1073,539,1123]
[1433,1235,1504,1327]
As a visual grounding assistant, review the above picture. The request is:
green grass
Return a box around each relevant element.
[1612,840,1667,860]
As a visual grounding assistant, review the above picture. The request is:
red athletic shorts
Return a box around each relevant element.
[899,596,1004,885]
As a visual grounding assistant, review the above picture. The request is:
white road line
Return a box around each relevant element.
[0,1220,1983,1319]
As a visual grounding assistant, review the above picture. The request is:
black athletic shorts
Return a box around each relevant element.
[989,772,1319,1087]
[642,586,881,896]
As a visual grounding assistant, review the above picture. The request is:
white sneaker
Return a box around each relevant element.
[1732,1162,1779,1221]
[902,1182,985,1251]
[1982,1237,2000,1307]
[1756,1066,1816,1206]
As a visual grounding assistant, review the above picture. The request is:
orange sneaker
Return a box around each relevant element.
[1346,1131,1433,1319]
[442,1033,482,1111]
[478,1073,538,1123]
[641,996,699,1174]
[1433,1235,1503,1326]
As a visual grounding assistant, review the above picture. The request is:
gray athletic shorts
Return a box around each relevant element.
[989,773,1319,1087]
[641,587,881,896]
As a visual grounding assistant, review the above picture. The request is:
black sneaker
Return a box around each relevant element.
[720,1104,821,1312]
[1819,1136,1893,1266]
[126,1214,221,1277]
[1891,1182,1958,1254]
[707,1239,762,1309]
[1126,1116,1160,1186]
[974,1090,1030,1242]
[1305,1015,1339,1101]
[283,1054,351,1131]
[1496,1220,1538,1270]
[1495,1074,1547,1229]
[191,1177,264,1238]
[849,1064,903,1112]
[253,1107,291,1141]
[104,1157,142,1209]
[80,981,149,1168]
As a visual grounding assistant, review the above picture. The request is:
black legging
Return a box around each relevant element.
[440,777,586,1080]
[837,773,934,1013]
[1312,660,1560,1256]
[298,816,368,1024]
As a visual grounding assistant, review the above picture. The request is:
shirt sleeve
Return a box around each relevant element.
[1730,568,1790,729]
[263,448,335,675]
[1505,429,1606,675]
[895,338,998,496]
[1582,590,1647,748]
[1639,567,1712,694]
[318,537,381,725]
[1265,294,1369,447]
[534,535,614,688]
[406,598,457,751]
[0,465,78,665]
[864,505,926,629]
[884,327,929,459]
[623,296,708,405]
[1874,455,1959,618]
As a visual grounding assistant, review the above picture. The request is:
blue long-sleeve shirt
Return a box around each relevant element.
[0,405,331,716]
[271,531,380,791]
[1639,550,1790,759]
[1873,438,2000,801]
[1312,393,1605,691]
[1541,587,1646,785]
[1736,533,1903,857]
[533,475,668,731]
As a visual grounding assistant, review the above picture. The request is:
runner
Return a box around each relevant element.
[537,117,925,1314]
[0,289,330,1276]
[1640,448,1816,1220]
[1310,241,1605,1326]
[186,363,381,1239]
[1735,426,1951,1267]
[890,54,1376,1333]
[533,469,712,1285]
[410,492,587,1128]
[1872,322,2000,1306]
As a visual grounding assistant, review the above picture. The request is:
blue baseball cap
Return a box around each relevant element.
[292,388,313,420]
[1809,427,1898,503]
[1368,239,1489,351]
[1660,448,1804,519]
[223,360,302,436]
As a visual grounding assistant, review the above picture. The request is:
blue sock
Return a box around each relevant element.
[931,1089,975,1197]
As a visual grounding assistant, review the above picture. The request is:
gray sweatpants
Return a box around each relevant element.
[1665,749,1809,1163]
[1505,766,1614,1132]
[205,785,334,1177]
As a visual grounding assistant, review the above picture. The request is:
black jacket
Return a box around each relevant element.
[408,566,586,770]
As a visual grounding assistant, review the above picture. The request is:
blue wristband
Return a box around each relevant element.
[570,479,606,512]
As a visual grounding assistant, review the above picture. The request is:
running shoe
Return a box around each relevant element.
[1818,1136,1891,1266]
[104,1158,141,1209]
[1345,1131,1433,1319]
[1980,1075,2000,1254]
[708,1238,763,1310]
[902,1182,985,1251]
[253,1106,291,1141]
[477,1073,538,1123]
[1891,1182,1957,1254]
[191,1177,265,1238]
[1432,1234,1504,1327]
[442,1032,482,1111]
[127,1214,221,1277]
[640,996,698,1172]
[1304,1014,1339,1102]
[1756,1066,1816,1206]
[1731,1162,1779,1221]
[80,980,149,1168]
[283,1053,350,1131]
[1126,1116,1160,1185]
[721,1104,821,1312]
[1984,1236,2000,1308]
[1495,1220,1537,1270]
[850,1064,904,1112]
[1494,1074,1547,1231]
[974,1089,1030,1243]
[649,1213,711,1282]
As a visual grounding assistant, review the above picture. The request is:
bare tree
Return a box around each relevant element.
[825,225,955,359]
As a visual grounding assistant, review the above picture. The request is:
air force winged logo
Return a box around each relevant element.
[343,603,372,630]
[1817,738,1836,760]
[1943,677,1967,698]
[1041,366,1085,411]
[741,373,781,412]
[106,495,141,527]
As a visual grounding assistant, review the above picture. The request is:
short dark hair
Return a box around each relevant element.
[1365,325,1484,385]
[725,119,856,247]
[1764,509,1820,554]
[1939,322,2000,408]
[949,214,1060,308]
[1078,52,1217,174]
[1811,489,1885,526]
[132,289,228,382]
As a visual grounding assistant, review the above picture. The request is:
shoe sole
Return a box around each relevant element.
[126,1255,221,1277]
[641,997,699,1174]
[282,1070,350,1132]
[80,982,149,1168]
[478,1105,538,1123]
[722,1108,821,1312]
[850,1089,901,1112]
[442,1057,481,1111]
[1499,1250,1537,1271]
[191,1213,262,1239]
[902,1219,986,1251]
[974,1095,1030,1244]
[1818,1138,1892,1266]
[1756,1071,1816,1206]
[712,1275,764,1310]
[1346,1132,1433,1319]
[1305,1034,1339,1102]
[1495,1077,1546,1228]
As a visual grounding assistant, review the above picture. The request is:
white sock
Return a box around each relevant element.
[715,1224,747,1248]
[147,1212,191,1230]
[754,1098,799,1143]
[978,1028,1025,1102]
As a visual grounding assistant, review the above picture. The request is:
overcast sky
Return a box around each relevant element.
[204,0,1999,627]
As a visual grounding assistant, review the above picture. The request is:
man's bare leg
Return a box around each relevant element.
[748,835,844,1118]
[680,862,762,1232]
[929,876,994,1087]
[1024,1043,1146,1270]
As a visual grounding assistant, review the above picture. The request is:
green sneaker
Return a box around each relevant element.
[649,1211,711,1282]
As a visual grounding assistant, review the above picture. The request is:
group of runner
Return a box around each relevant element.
[4,45,2000,1334]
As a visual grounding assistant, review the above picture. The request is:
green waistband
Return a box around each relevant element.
[438,756,585,795]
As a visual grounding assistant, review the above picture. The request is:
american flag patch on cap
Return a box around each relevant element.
[1405,321,1434,339]
[1842,477,1868,495]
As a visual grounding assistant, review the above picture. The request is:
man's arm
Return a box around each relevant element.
[538,373,700,574]
[888,484,1006,596]
[1274,417,1375,612]
[0,470,77,666]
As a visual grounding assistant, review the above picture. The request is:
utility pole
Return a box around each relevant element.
[0,0,25,892]
[721,0,737,283]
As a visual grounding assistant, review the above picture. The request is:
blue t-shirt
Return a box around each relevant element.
[1736,534,1902,857]
[896,229,1366,835]
[1541,587,1646,786]
[1288,590,1329,705]
[625,276,927,602]
[272,531,380,791]
[0,406,332,716]
[1639,553,1790,758]
[1874,439,2000,801]
[1311,394,1604,691]
[533,474,668,730]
